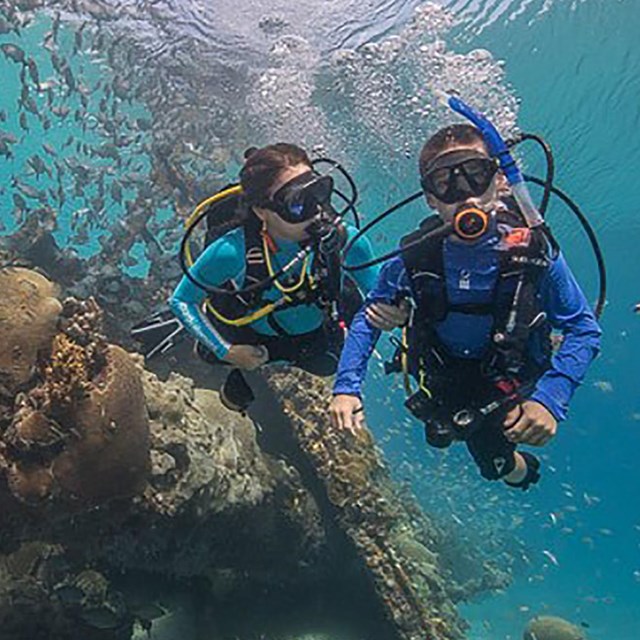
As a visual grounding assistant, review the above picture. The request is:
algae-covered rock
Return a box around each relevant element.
[524,615,587,640]
[141,368,276,516]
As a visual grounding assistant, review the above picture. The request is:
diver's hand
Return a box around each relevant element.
[222,344,269,370]
[504,400,557,446]
[330,394,365,433]
[366,300,410,331]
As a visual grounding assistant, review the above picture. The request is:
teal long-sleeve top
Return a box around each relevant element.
[169,223,379,359]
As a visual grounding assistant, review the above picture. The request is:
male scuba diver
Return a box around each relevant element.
[330,107,602,490]
[134,143,405,411]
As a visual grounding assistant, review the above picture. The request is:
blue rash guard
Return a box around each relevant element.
[333,234,602,423]
[169,224,379,360]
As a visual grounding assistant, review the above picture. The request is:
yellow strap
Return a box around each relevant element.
[418,367,433,399]
[184,185,244,267]
[262,232,310,294]
[186,185,311,327]
[205,298,281,327]
[401,326,412,396]
[399,326,432,399]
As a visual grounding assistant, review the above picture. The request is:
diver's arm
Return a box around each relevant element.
[333,256,409,397]
[529,253,602,422]
[169,230,245,359]
[342,226,409,329]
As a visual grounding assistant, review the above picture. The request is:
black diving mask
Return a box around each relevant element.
[421,150,499,205]
[269,171,335,224]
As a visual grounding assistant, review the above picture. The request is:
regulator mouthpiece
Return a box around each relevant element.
[453,205,490,240]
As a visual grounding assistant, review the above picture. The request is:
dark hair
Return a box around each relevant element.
[418,124,487,179]
[240,143,311,206]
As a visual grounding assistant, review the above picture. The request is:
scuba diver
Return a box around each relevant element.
[330,98,603,491]
[133,143,406,411]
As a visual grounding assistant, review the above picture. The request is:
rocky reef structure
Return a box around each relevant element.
[523,616,588,640]
[0,268,508,639]
[261,368,467,640]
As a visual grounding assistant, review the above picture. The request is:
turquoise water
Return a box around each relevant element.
[1,1,639,638]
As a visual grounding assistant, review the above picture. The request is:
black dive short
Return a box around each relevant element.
[464,409,518,480]
[424,408,517,480]
[418,359,533,481]
[197,321,340,378]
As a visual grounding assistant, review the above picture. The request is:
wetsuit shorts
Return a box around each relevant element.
[196,321,340,378]
[419,360,544,481]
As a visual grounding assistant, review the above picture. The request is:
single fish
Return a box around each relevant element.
[73,23,86,55]
[50,51,65,74]
[63,66,76,92]
[0,17,14,36]
[18,112,29,132]
[13,192,27,210]
[27,155,51,179]
[54,584,85,605]
[1,43,26,64]
[52,11,61,42]
[0,129,18,144]
[0,140,14,159]
[21,96,39,115]
[110,181,123,204]
[81,606,121,630]
[26,58,40,86]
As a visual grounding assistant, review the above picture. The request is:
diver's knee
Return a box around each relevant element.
[424,421,455,449]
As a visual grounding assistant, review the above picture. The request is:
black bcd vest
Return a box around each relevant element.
[399,202,553,383]
[202,191,362,331]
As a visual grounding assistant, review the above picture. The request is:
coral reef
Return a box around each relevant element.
[0,267,502,639]
[524,616,587,640]
[0,278,150,506]
[262,366,467,640]
[0,541,133,640]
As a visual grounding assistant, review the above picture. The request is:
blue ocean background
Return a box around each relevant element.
[1,1,638,638]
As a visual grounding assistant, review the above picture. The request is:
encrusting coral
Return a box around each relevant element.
[524,616,587,640]
[262,367,466,640]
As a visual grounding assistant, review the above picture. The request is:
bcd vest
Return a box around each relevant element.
[204,196,362,335]
[400,202,553,388]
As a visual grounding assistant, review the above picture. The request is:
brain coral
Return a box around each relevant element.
[0,276,150,507]
[524,616,587,640]
[0,268,62,393]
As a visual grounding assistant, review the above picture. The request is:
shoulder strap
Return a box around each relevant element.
[400,215,445,274]
[204,184,245,246]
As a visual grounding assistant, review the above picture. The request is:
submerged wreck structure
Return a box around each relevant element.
[0,264,510,640]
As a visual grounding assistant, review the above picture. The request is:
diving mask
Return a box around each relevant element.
[421,150,499,205]
[269,171,335,224]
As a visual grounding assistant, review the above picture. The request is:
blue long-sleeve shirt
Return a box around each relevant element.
[334,243,601,422]
[170,223,379,359]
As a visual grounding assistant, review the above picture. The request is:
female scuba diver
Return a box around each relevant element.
[159,143,405,411]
